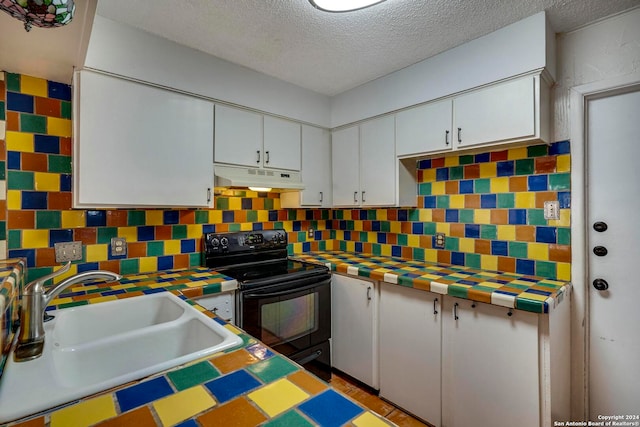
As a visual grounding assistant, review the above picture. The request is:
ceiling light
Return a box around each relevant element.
[248,187,273,193]
[309,0,386,12]
[0,0,75,32]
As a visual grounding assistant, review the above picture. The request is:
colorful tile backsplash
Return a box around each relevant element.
[1,71,570,283]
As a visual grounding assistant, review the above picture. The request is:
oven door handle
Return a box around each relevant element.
[293,349,323,366]
[243,279,328,299]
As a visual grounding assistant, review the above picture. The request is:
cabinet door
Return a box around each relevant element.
[379,283,441,426]
[454,75,535,148]
[331,274,378,389]
[263,116,301,171]
[360,115,396,206]
[74,71,214,208]
[332,126,360,207]
[396,99,453,157]
[214,104,263,167]
[300,125,332,207]
[441,297,540,427]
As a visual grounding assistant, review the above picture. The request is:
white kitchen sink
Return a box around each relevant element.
[0,292,243,423]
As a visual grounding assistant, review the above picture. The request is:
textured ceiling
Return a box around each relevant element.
[97,1,639,95]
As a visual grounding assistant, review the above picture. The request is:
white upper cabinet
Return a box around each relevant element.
[214,105,301,171]
[396,99,453,157]
[73,70,214,208]
[332,125,361,207]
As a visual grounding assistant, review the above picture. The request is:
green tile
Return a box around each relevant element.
[527,144,548,158]
[8,171,34,190]
[36,211,61,229]
[367,210,376,220]
[408,209,420,221]
[497,193,515,208]
[320,210,330,220]
[167,361,220,391]
[527,209,547,225]
[120,259,139,275]
[246,210,258,222]
[318,240,326,251]
[228,223,241,232]
[97,227,118,244]
[448,284,469,299]
[423,222,436,235]
[459,155,474,165]
[466,253,481,269]
[333,210,343,220]
[418,182,432,195]
[26,267,53,283]
[413,247,425,261]
[345,220,354,231]
[372,244,381,256]
[215,197,229,210]
[474,178,490,194]
[0,222,5,240]
[450,166,464,180]
[444,236,459,251]
[48,155,71,173]
[557,228,571,245]
[195,211,209,224]
[264,410,314,427]
[287,210,297,220]
[459,209,475,224]
[436,195,449,209]
[58,300,89,309]
[297,231,306,242]
[515,159,534,175]
[189,253,200,266]
[338,240,347,251]
[6,73,20,92]
[480,224,497,240]
[381,221,391,232]
[516,298,545,314]
[0,102,5,121]
[358,231,368,242]
[172,225,187,239]
[263,198,274,210]
[8,230,21,249]
[60,101,72,119]
[536,261,557,279]
[202,283,222,295]
[147,241,164,257]
[549,173,570,191]
[509,241,528,258]
[127,211,145,226]
[20,114,46,133]
[0,161,5,180]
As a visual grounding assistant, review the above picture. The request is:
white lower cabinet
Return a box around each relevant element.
[331,274,378,389]
[379,283,441,426]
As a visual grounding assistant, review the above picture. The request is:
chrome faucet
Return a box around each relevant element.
[14,262,122,362]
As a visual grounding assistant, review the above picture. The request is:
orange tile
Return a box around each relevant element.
[106,210,128,227]
[474,239,491,255]
[36,248,56,267]
[180,211,196,224]
[217,223,229,233]
[515,226,536,242]
[59,137,72,156]
[449,223,465,237]
[210,349,258,374]
[386,234,397,245]
[35,97,61,117]
[95,406,156,427]
[464,164,480,179]
[288,370,328,395]
[6,111,20,131]
[155,225,172,241]
[419,235,432,248]
[432,209,445,222]
[363,243,373,253]
[11,416,45,427]
[467,288,493,304]
[401,247,413,259]
[0,140,5,161]
[74,228,97,245]
[99,260,121,274]
[497,256,516,273]
[445,181,458,194]
[490,209,509,225]
[387,210,397,221]
[509,176,528,192]
[363,221,372,232]
[0,80,4,100]
[431,157,445,168]
[437,250,451,264]
[48,192,72,210]
[549,245,571,263]
[490,150,508,161]
[535,191,557,208]
[235,210,247,223]
[464,195,480,209]
[128,242,147,258]
[535,156,557,173]
[197,397,266,427]
[0,200,6,221]
[21,152,48,172]
[174,254,190,269]
[401,222,412,234]
[8,210,35,229]
[411,277,431,291]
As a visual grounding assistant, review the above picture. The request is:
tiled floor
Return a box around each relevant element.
[330,372,430,427]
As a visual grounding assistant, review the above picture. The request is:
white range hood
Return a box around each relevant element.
[214,164,305,191]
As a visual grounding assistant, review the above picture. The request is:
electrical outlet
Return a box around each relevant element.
[111,237,127,257]
[308,228,314,238]
[434,232,446,249]
[54,241,83,262]
[544,201,560,220]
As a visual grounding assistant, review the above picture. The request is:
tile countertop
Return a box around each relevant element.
[3,266,395,427]
[295,251,570,314]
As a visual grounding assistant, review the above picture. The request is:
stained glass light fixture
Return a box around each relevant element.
[0,0,75,32]
[309,0,386,12]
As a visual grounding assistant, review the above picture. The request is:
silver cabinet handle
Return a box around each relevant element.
[454,302,459,320]
[319,191,323,203]
[354,191,358,203]
[433,297,439,315]
[367,286,372,301]
[265,150,270,164]
[445,130,450,146]
[256,150,261,164]
[207,187,212,203]
[362,191,366,203]
[457,127,462,143]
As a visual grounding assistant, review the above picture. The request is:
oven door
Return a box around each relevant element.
[238,275,331,356]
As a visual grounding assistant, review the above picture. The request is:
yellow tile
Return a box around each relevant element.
[118,226,138,242]
[497,225,516,241]
[34,172,60,192]
[164,240,181,255]
[228,197,242,210]
[436,223,450,234]
[61,211,86,228]
[139,257,158,273]
[480,255,498,271]
[86,244,108,262]
[520,292,548,302]
[475,209,491,224]
[367,232,377,243]
[7,190,21,210]
[210,210,224,224]
[444,155,459,167]
[52,263,78,284]
[431,181,445,195]
[20,75,48,97]
[407,234,420,248]
[153,386,216,427]
[6,131,34,152]
[418,209,432,222]
[508,147,528,160]
[376,210,387,220]
[345,241,356,252]
[478,281,502,289]
[449,195,465,208]
[146,210,164,226]
[272,198,281,210]
[557,154,571,172]
[88,295,119,304]
[549,209,571,227]
[47,117,72,137]
[354,412,392,427]
[50,394,116,427]
[248,378,309,418]
[224,323,243,335]
[479,162,497,178]
[422,169,436,182]
[187,224,202,239]
[490,177,510,193]
[557,263,571,281]
[459,238,475,253]
[528,243,549,261]
[22,230,49,248]
[515,192,536,208]
[240,222,253,231]
[424,249,438,262]
[380,245,391,257]
[292,242,303,253]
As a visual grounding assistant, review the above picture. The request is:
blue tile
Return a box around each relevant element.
[77,262,99,272]
[203,224,215,233]
[371,221,381,232]
[475,153,490,163]
[343,231,351,241]
[22,191,47,209]
[491,241,509,256]
[142,288,166,295]
[253,222,264,231]
[445,209,459,223]
[48,81,72,101]
[49,229,73,245]
[241,198,253,210]
[412,222,423,235]
[34,135,60,154]
[302,241,311,252]
[86,210,106,227]
[8,249,36,267]
[516,259,535,276]
[6,92,33,113]
[181,239,196,253]
[508,209,527,225]
[528,175,548,191]
[464,224,480,238]
[549,140,570,155]
[459,180,474,194]
[377,232,386,244]
[299,390,363,427]
[536,227,557,243]
[305,210,314,220]
[175,420,199,427]
[497,160,514,177]
[417,159,431,169]
[480,194,497,208]
[163,211,180,225]
[397,210,408,221]
[436,168,449,181]
[355,242,363,252]
[115,377,174,413]
[392,246,402,257]
[558,191,571,209]
[268,211,278,221]
[157,256,174,270]
[423,196,436,208]
[60,174,72,192]
[292,221,302,232]
[137,226,155,241]
[359,210,367,220]
[222,211,234,223]
[204,369,261,403]
[7,151,20,170]
[451,252,465,266]
[102,289,126,296]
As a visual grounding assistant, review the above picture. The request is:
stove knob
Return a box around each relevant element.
[220,237,229,247]
[211,237,220,248]
[278,233,286,244]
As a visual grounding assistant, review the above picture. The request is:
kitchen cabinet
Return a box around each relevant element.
[396,99,453,157]
[214,105,301,171]
[331,274,378,389]
[73,70,214,208]
[194,291,235,324]
[332,115,396,207]
[379,283,441,426]
[280,125,332,208]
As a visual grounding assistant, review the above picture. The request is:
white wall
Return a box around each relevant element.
[84,15,331,128]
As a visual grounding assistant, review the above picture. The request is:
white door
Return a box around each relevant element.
[396,99,453,157]
[214,104,263,167]
[332,126,360,207]
[300,125,332,207]
[587,88,640,418]
[360,115,396,206]
[263,116,301,171]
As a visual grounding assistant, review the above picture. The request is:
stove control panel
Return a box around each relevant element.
[203,230,288,254]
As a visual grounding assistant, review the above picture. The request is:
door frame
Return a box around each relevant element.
[569,72,640,420]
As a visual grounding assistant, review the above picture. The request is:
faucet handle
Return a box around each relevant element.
[24,262,72,293]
